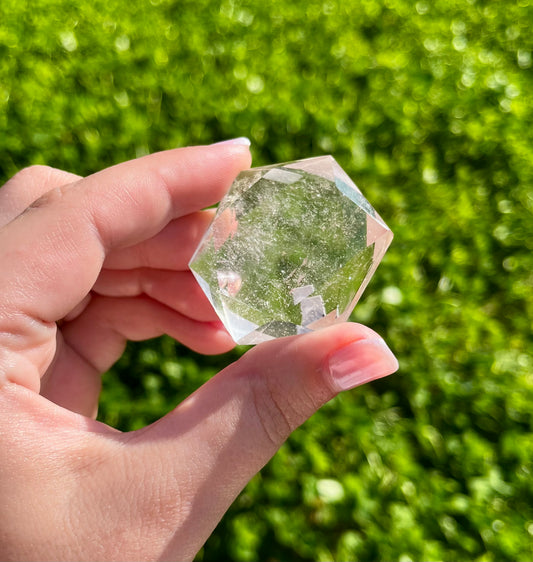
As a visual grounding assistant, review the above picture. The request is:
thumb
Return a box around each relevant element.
[129,322,398,560]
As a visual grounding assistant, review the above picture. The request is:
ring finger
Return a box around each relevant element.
[93,268,218,323]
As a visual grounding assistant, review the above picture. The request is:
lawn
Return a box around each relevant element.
[1,0,532,560]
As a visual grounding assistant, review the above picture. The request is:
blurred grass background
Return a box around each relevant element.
[1,0,532,560]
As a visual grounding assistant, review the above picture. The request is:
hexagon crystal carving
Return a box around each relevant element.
[189,156,393,344]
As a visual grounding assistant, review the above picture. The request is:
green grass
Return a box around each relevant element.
[1,0,532,560]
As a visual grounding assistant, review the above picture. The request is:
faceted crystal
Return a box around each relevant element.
[189,156,393,345]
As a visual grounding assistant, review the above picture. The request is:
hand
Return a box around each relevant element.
[0,142,398,561]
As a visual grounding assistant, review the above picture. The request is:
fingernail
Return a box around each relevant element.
[327,338,399,392]
[213,137,251,147]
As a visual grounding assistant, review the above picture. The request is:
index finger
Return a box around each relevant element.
[0,143,251,355]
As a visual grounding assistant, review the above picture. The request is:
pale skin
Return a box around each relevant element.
[0,141,398,561]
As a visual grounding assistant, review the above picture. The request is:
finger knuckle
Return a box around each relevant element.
[249,371,305,448]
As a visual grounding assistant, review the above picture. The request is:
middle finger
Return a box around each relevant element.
[103,210,215,271]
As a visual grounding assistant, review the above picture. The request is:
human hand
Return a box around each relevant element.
[0,141,398,561]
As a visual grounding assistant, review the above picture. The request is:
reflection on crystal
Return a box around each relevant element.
[300,295,326,325]
[262,168,302,184]
[212,208,238,250]
[189,155,393,344]
[217,270,242,297]
[291,284,315,305]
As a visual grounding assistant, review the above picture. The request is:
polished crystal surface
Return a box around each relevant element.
[189,156,393,344]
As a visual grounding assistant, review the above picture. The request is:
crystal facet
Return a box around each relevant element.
[189,156,393,344]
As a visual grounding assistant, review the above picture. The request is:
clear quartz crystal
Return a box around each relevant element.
[189,156,393,345]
